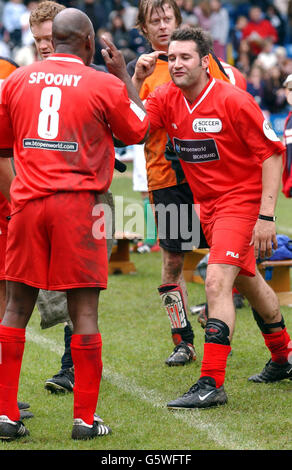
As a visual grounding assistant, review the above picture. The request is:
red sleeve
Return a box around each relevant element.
[101,76,149,145]
[234,93,285,161]
[0,79,14,149]
[145,90,165,133]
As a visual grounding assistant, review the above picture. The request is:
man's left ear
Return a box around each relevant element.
[201,54,209,70]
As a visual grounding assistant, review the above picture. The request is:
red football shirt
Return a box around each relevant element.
[146,77,285,223]
[0,53,148,211]
[219,59,247,90]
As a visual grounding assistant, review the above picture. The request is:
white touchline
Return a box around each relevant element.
[26,326,260,450]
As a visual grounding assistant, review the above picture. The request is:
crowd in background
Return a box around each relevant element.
[0,0,292,121]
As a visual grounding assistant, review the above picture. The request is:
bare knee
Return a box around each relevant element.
[205,266,235,302]
[205,272,226,301]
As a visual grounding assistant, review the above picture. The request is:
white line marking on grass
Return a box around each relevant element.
[26,326,259,450]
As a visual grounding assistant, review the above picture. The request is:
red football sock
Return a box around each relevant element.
[200,342,231,388]
[0,324,25,421]
[71,333,103,426]
[262,328,292,364]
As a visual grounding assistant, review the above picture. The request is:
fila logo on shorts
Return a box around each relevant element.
[226,251,239,259]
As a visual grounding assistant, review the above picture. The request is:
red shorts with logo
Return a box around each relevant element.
[201,216,257,277]
[5,191,108,290]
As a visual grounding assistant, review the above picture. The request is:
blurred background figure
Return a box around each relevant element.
[242,5,278,59]
[2,0,27,49]
[209,0,229,60]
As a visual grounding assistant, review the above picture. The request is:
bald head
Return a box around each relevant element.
[52,8,95,65]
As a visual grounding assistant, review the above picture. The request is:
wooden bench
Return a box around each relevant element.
[183,248,209,284]
[183,248,292,306]
[108,231,143,275]
[258,259,292,306]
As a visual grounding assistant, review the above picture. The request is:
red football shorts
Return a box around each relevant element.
[5,191,108,290]
[201,216,257,277]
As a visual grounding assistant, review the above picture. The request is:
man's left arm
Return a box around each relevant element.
[251,153,282,259]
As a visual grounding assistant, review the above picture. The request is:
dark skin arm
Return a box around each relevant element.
[100,36,147,116]
[0,156,14,201]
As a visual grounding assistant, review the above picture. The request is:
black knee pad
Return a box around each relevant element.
[252,308,285,334]
[205,318,230,345]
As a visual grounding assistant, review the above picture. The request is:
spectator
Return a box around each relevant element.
[77,0,107,34]
[276,47,292,78]
[20,0,38,47]
[128,27,148,56]
[193,0,211,32]
[209,0,229,61]
[255,37,278,71]
[180,0,198,27]
[110,12,130,50]
[2,0,27,49]
[246,65,266,110]
[0,0,4,36]
[242,6,278,58]
[0,38,11,57]
[109,2,138,31]
[263,65,288,114]
[236,39,251,77]
[265,4,286,45]
[175,0,184,9]
[13,40,37,65]
[229,15,248,63]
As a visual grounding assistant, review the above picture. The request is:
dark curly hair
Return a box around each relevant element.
[170,26,211,58]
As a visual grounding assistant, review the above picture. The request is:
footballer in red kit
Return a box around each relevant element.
[1,55,148,291]
[145,26,292,410]
[0,9,149,441]
[146,76,283,224]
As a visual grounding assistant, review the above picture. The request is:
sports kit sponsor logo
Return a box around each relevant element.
[173,137,220,163]
[23,138,78,152]
[198,390,215,401]
[263,119,280,142]
[226,251,239,259]
[192,118,222,133]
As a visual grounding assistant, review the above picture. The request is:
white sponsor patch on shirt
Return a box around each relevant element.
[263,119,280,142]
[193,118,222,133]
[130,99,146,122]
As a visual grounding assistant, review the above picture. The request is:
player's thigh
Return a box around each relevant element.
[203,216,257,277]
[5,199,50,289]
